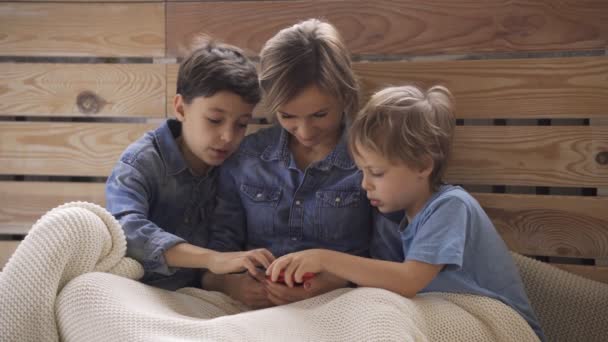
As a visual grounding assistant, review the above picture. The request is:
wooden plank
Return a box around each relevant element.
[0,181,106,235]
[168,57,608,119]
[553,264,608,284]
[167,0,608,57]
[0,241,20,271]
[0,122,157,177]
[166,64,177,118]
[0,3,164,57]
[448,126,608,188]
[355,57,608,119]
[9,0,158,2]
[474,193,608,259]
[0,64,166,118]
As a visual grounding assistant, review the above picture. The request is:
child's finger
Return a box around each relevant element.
[293,267,305,284]
[249,251,270,268]
[270,258,289,282]
[265,261,275,276]
[260,248,276,262]
[243,258,258,277]
[283,262,298,288]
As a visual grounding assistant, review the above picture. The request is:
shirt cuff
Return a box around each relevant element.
[144,234,186,276]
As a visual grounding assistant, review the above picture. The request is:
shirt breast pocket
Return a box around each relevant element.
[240,183,281,235]
[315,189,365,241]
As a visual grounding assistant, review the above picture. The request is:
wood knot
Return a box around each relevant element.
[76,91,105,114]
[596,151,608,165]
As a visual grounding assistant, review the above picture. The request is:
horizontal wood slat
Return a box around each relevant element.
[355,57,608,119]
[474,193,608,259]
[0,64,166,118]
[0,3,164,57]
[168,57,608,119]
[0,241,19,270]
[0,122,157,177]
[167,0,608,57]
[449,126,608,187]
[0,181,106,234]
[553,264,608,284]
[9,122,594,188]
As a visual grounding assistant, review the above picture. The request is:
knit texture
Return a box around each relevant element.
[0,202,143,342]
[6,202,603,341]
[512,253,608,342]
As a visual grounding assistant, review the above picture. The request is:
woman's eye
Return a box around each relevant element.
[207,118,222,124]
[313,112,328,118]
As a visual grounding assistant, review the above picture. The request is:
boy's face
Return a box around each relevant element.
[276,85,342,149]
[353,143,432,216]
[174,91,254,173]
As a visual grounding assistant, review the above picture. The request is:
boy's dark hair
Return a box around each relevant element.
[176,41,260,105]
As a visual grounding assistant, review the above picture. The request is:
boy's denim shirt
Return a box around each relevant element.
[106,119,216,290]
[209,124,396,258]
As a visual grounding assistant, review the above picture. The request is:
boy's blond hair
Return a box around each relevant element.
[349,85,455,190]
[259,18,359,122]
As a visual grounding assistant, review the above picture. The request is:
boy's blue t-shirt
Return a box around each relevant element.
[401,185,545,341]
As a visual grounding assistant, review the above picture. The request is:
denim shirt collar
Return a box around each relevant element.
[261,126,355,170]
[154,119,189,176]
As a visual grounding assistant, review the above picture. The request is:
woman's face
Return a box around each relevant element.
[276,85,343,149]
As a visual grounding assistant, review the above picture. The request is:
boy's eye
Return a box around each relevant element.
[313,111,328,118]
[207,118,222,124]
[279,113,294,119]
[369,170,384,177]
[237,122,248,129]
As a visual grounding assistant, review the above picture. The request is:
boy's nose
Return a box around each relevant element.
[221,128,235,143]
[361,175,373,191]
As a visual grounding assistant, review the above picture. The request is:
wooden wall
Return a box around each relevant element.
[1,0,607,283]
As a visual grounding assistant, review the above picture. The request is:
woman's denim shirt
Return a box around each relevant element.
[209,125,390,257]
[106,119,216,290]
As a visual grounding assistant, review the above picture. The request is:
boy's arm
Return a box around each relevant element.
[321,251,442,298]
[107,161,274,275]
[267,249,442,298]
[106,160,185,275]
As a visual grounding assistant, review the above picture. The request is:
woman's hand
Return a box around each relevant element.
[224,272,274,309]
[264,271,348,306]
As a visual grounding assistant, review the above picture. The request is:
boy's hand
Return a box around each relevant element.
[266,249,325,288]
[224,271,273,309]
[264,272,347,306]
[207,248,275,276]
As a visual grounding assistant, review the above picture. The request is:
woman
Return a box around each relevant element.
[203,19,402,308]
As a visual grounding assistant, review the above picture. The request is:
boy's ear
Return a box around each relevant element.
[419,156,434,178]
[173,94,186,121]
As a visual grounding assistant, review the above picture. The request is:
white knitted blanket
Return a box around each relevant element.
[0,202,539,342]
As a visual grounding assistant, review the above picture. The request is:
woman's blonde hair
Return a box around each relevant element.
[259,18,359,122]
[349,85,455,190]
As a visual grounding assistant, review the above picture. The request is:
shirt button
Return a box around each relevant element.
[256,193,263,198]
[295,200,301,206]
[291,237,298,241]
[335,197,341,203]
[184,218,189,223]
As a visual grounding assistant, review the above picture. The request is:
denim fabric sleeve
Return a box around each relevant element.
[207,159,246,252]
[370,210,405,262]
[105,160,186,275]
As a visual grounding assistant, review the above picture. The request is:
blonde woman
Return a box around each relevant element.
[203,19,401,308]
